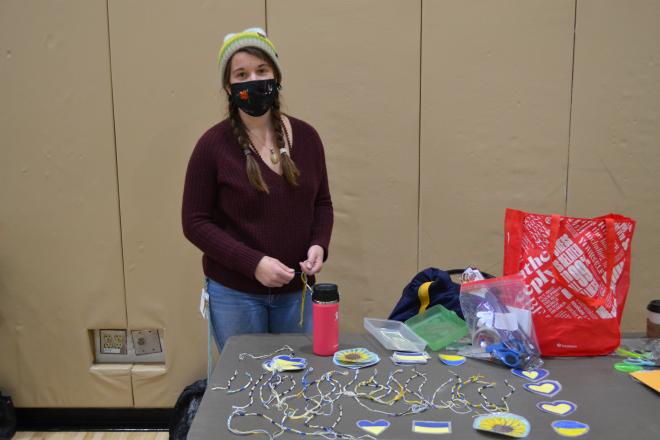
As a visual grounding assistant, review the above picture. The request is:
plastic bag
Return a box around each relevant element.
[503,209,635,356]
[458,274,542,370]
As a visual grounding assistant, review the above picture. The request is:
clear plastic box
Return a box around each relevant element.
[363,317,427,352]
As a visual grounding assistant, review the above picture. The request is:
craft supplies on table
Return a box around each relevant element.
[189,333,660,440]
[363,317,427,352]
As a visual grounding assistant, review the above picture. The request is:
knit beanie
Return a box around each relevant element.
[217,27,282,83]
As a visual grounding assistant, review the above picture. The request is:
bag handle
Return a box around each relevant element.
[548,214,615,310]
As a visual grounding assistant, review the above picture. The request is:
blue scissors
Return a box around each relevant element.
[485,339,527,368]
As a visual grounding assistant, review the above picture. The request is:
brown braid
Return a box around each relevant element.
[270,100,300,186]
[228,101,269,193]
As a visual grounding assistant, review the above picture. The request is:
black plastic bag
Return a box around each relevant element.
[0,391,16,440]
[169,379,207,440]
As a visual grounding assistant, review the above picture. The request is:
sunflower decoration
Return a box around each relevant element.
[333,348,379,369]
[473,412,531,438]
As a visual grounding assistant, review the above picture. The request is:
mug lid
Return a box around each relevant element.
[648,300,660,313]
[312,283,339,302]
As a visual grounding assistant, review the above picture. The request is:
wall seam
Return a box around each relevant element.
[105,0,134,407]
[416,0,423,271]
[565,0,578,216]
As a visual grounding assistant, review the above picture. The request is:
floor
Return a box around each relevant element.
[14,433,168,440]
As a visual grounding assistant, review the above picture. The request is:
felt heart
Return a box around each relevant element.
[438,354,466,366]
[522,380,562,397]
[357,419,390,436]
[536,400,577,416]
[273,355,307,365]
[511,368,549,382]
[551,420,590,437]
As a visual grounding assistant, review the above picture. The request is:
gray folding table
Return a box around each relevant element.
[188,333,659,439]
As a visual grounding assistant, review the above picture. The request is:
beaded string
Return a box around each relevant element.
[243,118,294,162]
[476,379,515,413]
[239,345,294,361]
[211,369,253,394]
[299,272,312,328]
[224,348,517,437]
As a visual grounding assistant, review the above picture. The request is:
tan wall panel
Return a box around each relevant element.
[420,0,575,275]
[268,0,421,328]
[0,0,128,406]
[568,0,660,331]
[108,0,266,406]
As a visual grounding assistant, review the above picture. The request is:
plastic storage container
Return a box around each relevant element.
[404,304,469,351]
[364,318,427,352]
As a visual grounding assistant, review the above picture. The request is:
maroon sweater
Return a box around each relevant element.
[182,116,333,294]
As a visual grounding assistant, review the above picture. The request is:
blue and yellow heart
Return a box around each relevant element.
[511,368,549,382]
[438,354,466,366]
[551,420,590,437]
[536,400,577,416]
[522,380,562,397]
[356,419,390,436]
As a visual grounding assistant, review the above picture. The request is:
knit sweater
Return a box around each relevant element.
[182,116,333,294]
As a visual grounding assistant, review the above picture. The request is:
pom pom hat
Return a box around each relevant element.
[217,27,282,83]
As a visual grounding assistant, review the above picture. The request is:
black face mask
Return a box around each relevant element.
[229,79,279,117]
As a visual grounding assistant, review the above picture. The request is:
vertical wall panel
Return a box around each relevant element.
[268,0,421,328]
[420,0,575,275]
[568,0,660,331]
[0,0,128,406]
[108,0,265,406]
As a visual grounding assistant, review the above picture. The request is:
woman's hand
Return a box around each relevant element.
[300,245,324,276]
[255,256,295,287]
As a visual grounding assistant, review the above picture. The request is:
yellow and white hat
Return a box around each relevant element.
[217,27,281,82]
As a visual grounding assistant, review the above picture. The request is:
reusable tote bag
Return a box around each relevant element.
[503,208,635,356]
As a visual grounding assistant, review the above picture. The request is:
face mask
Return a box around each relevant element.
[229,79,279,117]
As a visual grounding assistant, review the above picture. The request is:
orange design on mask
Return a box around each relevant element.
[239,90,249,100]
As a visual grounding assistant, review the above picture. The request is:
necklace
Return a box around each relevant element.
[245,119,293,165]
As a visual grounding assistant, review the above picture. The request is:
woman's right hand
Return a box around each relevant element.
[255,256,295,287]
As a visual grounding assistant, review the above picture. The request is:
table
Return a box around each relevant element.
[188,333,659,439]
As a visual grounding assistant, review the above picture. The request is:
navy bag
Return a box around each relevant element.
[388,268,493,322]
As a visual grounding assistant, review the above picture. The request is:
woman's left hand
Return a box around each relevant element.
[300,245,324,276]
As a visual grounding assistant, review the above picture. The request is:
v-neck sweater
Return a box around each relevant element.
[182,116,333,294]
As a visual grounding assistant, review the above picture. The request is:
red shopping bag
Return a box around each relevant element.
[503,208,635,356]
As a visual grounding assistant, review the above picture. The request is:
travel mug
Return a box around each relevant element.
[312,283,340,356]
[647,300,660,339]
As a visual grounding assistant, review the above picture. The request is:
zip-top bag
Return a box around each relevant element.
[503,208,635,356]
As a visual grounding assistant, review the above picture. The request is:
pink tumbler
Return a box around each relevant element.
[312,283,340,356]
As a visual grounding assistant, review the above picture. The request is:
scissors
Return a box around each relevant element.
[485,339,527,368]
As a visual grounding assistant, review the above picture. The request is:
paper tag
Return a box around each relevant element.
[509,306,533,335]
[494,312,519,331]
[199,287,209,319]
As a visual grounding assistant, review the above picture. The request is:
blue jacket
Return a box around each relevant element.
[388,268,463,322]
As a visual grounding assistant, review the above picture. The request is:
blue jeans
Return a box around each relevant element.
[206,277,313,353]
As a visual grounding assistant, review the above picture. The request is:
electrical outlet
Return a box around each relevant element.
[99,329,127,355]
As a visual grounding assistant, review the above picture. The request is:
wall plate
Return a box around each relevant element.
[131,329,162,355]
[93,328,165,363]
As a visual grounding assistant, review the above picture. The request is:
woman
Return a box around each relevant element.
[182,28,333,352]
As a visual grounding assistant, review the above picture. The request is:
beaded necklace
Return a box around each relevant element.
[218,345,517,438]
[244,118,293,165]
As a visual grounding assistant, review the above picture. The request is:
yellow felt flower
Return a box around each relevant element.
[335,348,372,364]
[474,413,530,438]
